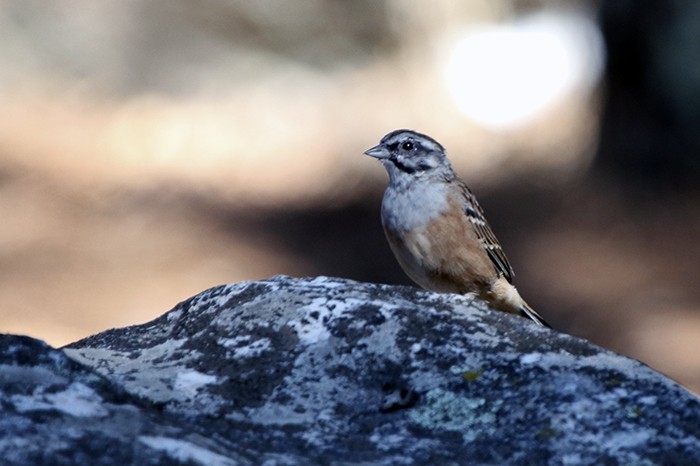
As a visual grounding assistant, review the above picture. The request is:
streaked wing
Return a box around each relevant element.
[456,180,515,283]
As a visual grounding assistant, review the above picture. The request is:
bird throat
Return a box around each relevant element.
[382,177,449,231]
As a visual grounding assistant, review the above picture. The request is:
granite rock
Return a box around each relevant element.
[0,335,250,466]
[2,276,699,465]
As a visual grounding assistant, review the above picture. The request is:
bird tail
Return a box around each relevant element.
[519,301,552,328]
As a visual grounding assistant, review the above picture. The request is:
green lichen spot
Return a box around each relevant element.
[535,421,557,441]
[463,368,484,382]
[627,405,644,418]
[607,377,622,387]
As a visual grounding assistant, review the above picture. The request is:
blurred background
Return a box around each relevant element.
[1,0,699,394]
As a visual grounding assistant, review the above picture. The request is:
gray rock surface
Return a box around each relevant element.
[0,335,249,466]
[2,276,699,465]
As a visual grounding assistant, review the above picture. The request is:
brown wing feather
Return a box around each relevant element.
[455,180,515,283]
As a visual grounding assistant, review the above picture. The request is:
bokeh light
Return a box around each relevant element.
[444,10,604,129]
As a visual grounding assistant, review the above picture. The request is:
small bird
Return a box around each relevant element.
[365,129,550,327]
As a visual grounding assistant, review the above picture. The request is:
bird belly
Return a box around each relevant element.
[383,226,439,290]
[383,211,497,295]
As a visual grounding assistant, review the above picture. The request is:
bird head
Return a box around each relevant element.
[365,129,452,181]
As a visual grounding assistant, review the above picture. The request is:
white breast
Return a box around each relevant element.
[381,175,449,232]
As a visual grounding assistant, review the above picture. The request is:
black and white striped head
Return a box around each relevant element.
[364,129,452,181]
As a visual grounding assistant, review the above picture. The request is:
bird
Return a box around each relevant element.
[365,129,550,327]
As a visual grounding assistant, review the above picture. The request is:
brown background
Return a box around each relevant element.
[1,1,698,394]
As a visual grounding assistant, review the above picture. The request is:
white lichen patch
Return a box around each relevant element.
[64,339,225,414]
[138,436,237,466]
[166,309,183,322]
[211,283,249,308]
[368,425,442,457]
[577,353,651,377]
[520,352,543,365]
[602,428,657,452]
[173,370,218,397]
[305,275,348,289]
[287,297,336,345]
[505,348,667,392]
[11,382,108,418]
[287,294,403,347]
[65,338,187,372]
[218,335,272,359]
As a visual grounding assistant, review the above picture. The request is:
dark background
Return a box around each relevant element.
[1,1,698,393]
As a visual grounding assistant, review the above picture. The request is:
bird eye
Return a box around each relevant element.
[402,141,414,151]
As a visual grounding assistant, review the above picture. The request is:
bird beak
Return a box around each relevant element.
[364,144,390,159]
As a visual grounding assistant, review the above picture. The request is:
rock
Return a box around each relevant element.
[2,276,699,465]
[0,334,249,466]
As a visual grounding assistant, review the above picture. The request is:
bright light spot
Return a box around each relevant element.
[444,10,604,130]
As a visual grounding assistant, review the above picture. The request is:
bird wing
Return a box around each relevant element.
[457,181,515,283]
